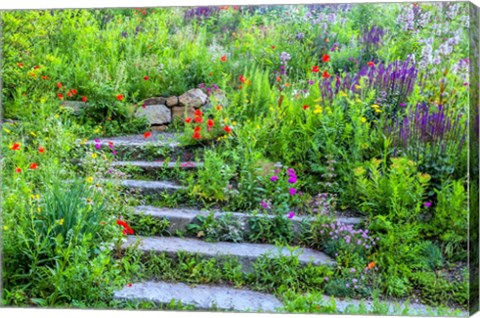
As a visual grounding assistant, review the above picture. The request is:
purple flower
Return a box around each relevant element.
[288,176,297,184]
[270,175,279,182]
[211,84,219,90]
[324,276,329,282]
[289,188,297,196]
[95,143,101,150]
[199,83,205,89]
[112,150,117,155]
[308,80,315,85]
[424,201,432,208]
[260,200,270,209]
[346,283,350,288]
[287,211,295,219]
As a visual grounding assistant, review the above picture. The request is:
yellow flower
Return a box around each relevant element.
[232,121,237,126]
[355,85,362,90]
[91,153,98,159]
[3,127,11,134]
[58,218,64,225]
[339,91,347,97]
[224,118,229,124]
[361,117,367,123]
[371,104,380,109]
[355,98,362,103]
[3,225,8,231]
[374,109,382,113]
[313,106,323,114]
[54,114,60,119]
[87,176,94,183]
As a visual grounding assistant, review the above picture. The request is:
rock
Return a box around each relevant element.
[178,88,208,108]
[135,104,171,125]
[61,101,88,113]
[171,106,196,120]
[166,96,179,107]
[143,97,167,106]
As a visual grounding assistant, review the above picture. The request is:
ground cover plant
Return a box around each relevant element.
[1,2,476,315]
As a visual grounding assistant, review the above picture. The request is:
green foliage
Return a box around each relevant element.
[187,212,245,243]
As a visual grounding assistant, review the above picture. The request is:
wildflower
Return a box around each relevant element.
[220,55,227,62]
[11,143,21,151]
[128,283,133,287]
[144,131,152,139]
[224,126,232,133]
[239,75,247,83]
[367,261,376,270]
[199,83,205,89]
[207,119,214,131]
[324,277,329,282]
[17,62,24,68]
[3,225,8,231]
[81,96,88,102]
[288,176,297,184]
[185,117,192,124]
[260,200,270,209]
[194,109,203,117]
[311,65,320,73]
[424,201,432,208]
[193,131,201,140]
[270,175,279,182]
[216,105,223,111]
[87,176,94,183]
[29,163,38,170]
[276,76,282,82]
[116,220,134,235]
[271,45,276,49]
[367,61,375,67]
[15,167,22,173]
[308,80,315,85]
[58,218,64,225]
[194,116,203,123]
[91,153,98,159]
[280,51,291,63]
[360,117,367,123]
[70,89,77,95]
[41,75,49,80]
[116,94,124,101]
[57,93,64,100]
[303,105,309,110]
[57,82,62,89]
[313,106,323,114]
[322,54,330,62]
[289,188,297,196]
[38,146,45,153]
[194,126,201,132]
[144,76,149,80]
[322,71,330,79]
[287,211,295,219]
[67,91,73,98]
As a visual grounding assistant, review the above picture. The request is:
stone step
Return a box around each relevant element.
[111,160,203,171]
[115,179,185,195]
[133,205,364,234]
[78,132,201,161]
[122,236,336,270]
[113,281,283,312]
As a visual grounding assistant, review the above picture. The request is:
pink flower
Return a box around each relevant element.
[424,201,432,208]
[287,211,295,219]
[289,188,297,196]
[270,175,279,182]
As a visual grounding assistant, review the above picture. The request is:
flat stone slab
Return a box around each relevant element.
[111,161,203,171]
[133,205,363,233]
[122,236,335,269]
[114,281,283,312]
[117,180,184,195]
[135,104,171,125]
[82,131,181,148]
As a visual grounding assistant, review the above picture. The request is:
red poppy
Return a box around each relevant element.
[322,71,330,79]
[303,105,309,110]
[193,131,201,140]
[194,109,203,117]
[57,82,62,89]
[116,94,124,101]
[311,66,320,73]
[144,76,149,80]
[185,117,192,124]
[41,76,49,80]
[33,65,40,69]
[70,89,77,95]
[29,163,38,170]
[144,131,152,139]
[17,63,24,68]
[224,126,232,133]
[81,96,88,102]
[57,93,64,100]
[15,167,22,173]
[367,61,375,67]
[194,116,203,123]
[322,54,330,62]
[11,143,20,151]
[220,55,227,62]
[38,146,45,153]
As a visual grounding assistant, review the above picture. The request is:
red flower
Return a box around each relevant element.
[194,109,203,117]
[29,163,38,170]
[11,143,20,151]
[57,93,64,100]
[207,119,214,127]
[311,66,320,73]
[185,117,192,124]
[194,116,203,123]
[33,65,40,69]
[116,220,134,235]
[116,94,124,101]
[70,89,77,95]
[224,126,232,133]
[41,76,49,80]
[239,75,247,83]
[271,45,276,49]
[367,61,375,68]
[220,55,227,62]
[322,71,330,79]
[276,76,282,82]
[303,105,309,110]
[233,5,239,10]
[57,82,62,89]
[144,76,149,80]
[38,146,45,153]
[322,54,330,63]
[15,167,22,173]
[144,131,152,139]
[67,91,73,98]
[193,131,201,140]
[127,283,133,287]
[81,96,88,102]
[17,63,24,68]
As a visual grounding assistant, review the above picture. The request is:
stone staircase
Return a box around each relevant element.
[80,132,466,315]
